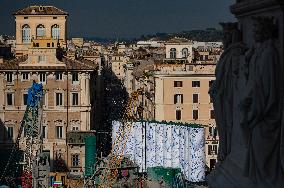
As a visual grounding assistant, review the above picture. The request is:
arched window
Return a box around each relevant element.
[22,24,31,43]
[52,24,60,39]
[36,24,45,37]
[182,48,189,58]
[170,48,176,59]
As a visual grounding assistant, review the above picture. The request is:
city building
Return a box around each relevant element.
[165,38,194,63]
[14,5,68,56]
[111,52,129,80]
[122,40,223,171]
[0,6,98,185]
[71,38,84,47]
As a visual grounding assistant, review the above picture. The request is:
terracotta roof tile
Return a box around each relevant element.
[0,56,97,71]
[14,5,68,15]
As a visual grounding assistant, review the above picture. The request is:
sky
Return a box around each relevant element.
[0,0,235,38]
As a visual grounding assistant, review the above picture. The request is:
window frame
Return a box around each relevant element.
[38,72,46,84]
[55,72,63,81]
[72,72,79,84]
[42,125,47,139]
[174,81,183,87]
[6,93,14,106]
[56,126,63,139]
[208,144,218,155]
[176,109,182,120]
[181,48,189,58]
[192,80,200,88]
[71,93,79,106]
[174,94,183,104]
[55,92,63,107]
[170,48,177,59]
[51,24,60,39]
[193,93,199,103]
[38,55,46,63]
[22,24,31,43]
[23,93,28,106]
[71,154,80,167]
[22,72,30,81]
[193,109,199,120]
[36,24,46,38]
[6,72,13,84]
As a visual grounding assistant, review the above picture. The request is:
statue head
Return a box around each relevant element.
[220,22,241,49]
[252,16,278,43]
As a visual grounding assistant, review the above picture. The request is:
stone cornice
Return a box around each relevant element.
[231,0,284,17]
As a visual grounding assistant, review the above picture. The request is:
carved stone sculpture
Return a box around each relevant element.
[209,16,284,188]
[209,22,246,161]
[239,16,284,187]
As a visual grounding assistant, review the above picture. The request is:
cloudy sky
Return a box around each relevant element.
[0,0,235,38]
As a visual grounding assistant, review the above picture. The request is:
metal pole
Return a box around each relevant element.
[143,91,146,174]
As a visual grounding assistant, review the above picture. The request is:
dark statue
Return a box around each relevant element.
[209,22,246,161]
[209,16,284,188]
[239,16,284,187]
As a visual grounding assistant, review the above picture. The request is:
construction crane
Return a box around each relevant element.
[96,88,144,188]
[0,81,47,188]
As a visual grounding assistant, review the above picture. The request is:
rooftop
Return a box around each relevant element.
[13,5,68,16]
[0,55,97,71]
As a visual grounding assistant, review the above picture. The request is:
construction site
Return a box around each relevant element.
[0,84,207,188]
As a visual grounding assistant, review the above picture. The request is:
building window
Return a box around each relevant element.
[55,93,63,106]
[176,110,182,120]
[42,125,47,139]
[55,72,63,80]
[38,55,46,63]
[7,93,13,106]
[38,73,46,83]
[72,154,79,167]
[174,81,183,87]
[51,24,60,39]
[192,81,200,87]
[72,125,79,131]
[22,72,29,81]
[72,72,79,83]
[7,127,13,141]
[182,48,189,58]
[22,24,31,43]
[6,72,13,83]
[72,93,79,106]
[209,126,218,137]
[170,48,177,59]
[56,126,63,139]
[193,110,198,120]
[193,94,199,103]
[23,94,28,105]
[208,145,218,155]
[174,94,183,104]
[36,24,45,37]
[210,110,215,119]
